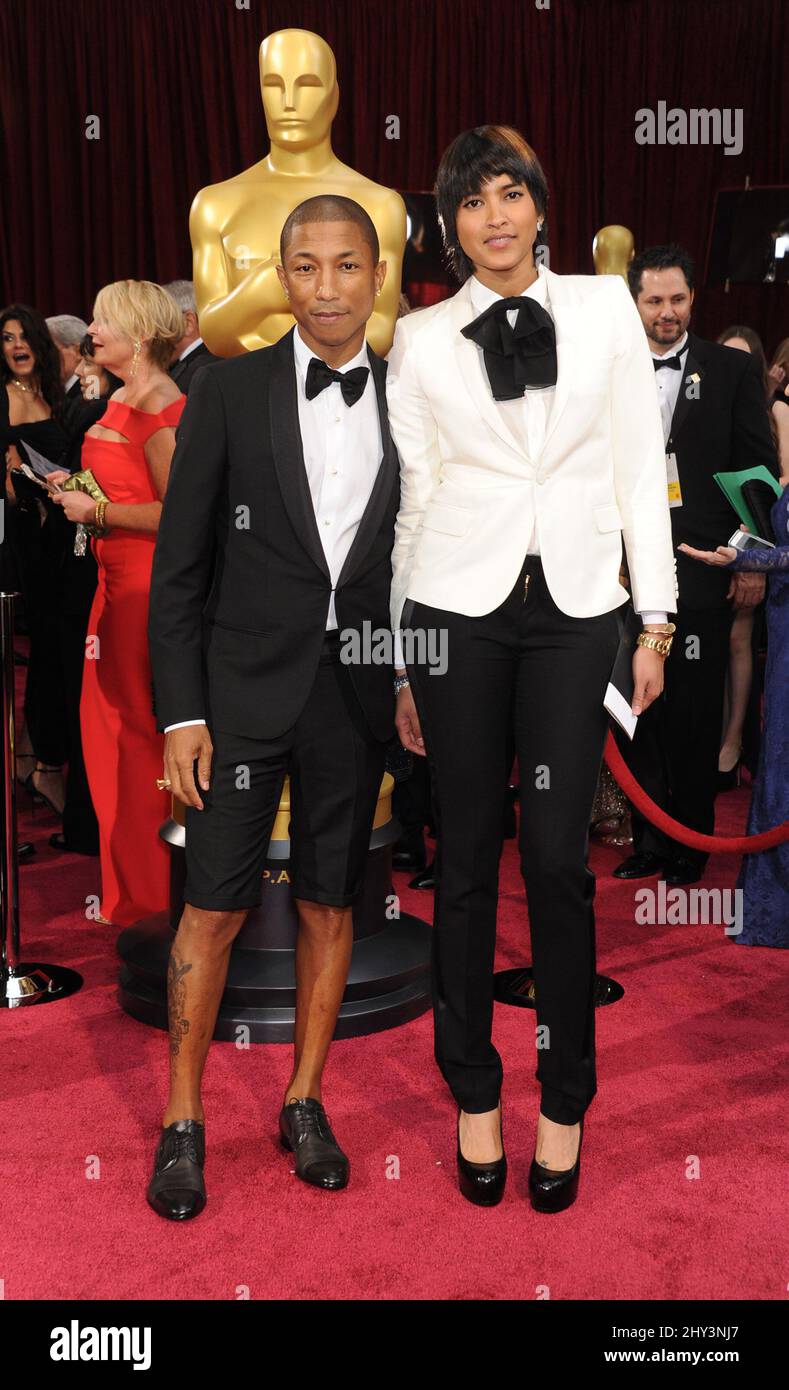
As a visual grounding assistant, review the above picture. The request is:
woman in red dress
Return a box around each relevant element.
[48,280,186,926]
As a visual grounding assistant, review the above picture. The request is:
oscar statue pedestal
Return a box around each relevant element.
[117,774,432,1041]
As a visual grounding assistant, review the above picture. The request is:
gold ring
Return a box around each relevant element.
[155,777,171,790]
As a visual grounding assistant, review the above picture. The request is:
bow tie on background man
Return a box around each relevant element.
[653,347,688,371]
[305,355,370,406]
[461,296,558,401]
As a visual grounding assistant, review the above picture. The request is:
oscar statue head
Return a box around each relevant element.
[592,226,635,279]
[259,28,340,151]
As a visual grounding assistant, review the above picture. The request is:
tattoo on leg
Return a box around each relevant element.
[168,952,193,1057]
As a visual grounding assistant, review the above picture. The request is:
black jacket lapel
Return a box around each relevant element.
[335,346,398,589]
[268,328,331,581]
[668,333,705,447]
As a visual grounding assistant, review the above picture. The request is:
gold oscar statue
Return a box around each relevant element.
[189,28,407,357]
[592,225,635,279]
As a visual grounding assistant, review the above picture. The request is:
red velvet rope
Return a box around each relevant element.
[604,732,789,854]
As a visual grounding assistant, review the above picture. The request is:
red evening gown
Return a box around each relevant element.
[79,396,186,926]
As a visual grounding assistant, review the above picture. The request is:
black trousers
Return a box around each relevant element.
[626,604,734,871]
[406,556,621,1125]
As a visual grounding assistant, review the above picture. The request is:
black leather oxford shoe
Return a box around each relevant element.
[279,1098,349,1190]
[456,1106,507,1207]
[146,1119,206,1221]
[528,1118,583,1214]
[613,852,665,880]
[392,831,427,872]
[409,862,436,890]
[661,857,703,886]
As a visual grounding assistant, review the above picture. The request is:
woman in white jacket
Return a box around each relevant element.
[387,126,677,1213]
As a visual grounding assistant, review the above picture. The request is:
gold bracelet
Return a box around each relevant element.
[636,631,674,657]
[94,499,108,531]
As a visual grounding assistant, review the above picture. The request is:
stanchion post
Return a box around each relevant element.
[0,590,83,1008]
[0,592,22,978]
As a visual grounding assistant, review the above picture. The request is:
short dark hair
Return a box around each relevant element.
[279,195,380,264]
[628,244,695,299]
[434,125,549,284]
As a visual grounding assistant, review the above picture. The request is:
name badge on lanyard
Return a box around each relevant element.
[666,450,683,508]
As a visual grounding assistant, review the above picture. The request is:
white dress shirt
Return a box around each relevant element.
[292,323,382,630]
[467,269,555,555]
[164,327,382,732]
[650,331,689,446]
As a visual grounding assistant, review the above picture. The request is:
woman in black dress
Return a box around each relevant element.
[1,304,69,813]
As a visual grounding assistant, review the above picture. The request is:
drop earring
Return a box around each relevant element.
[130,340,141,377]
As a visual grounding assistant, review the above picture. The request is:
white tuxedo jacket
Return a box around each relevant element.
[386,266,678,628]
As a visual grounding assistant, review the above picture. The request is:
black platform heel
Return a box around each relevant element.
[529,1117,584,1214]
[456,1104,507,1207]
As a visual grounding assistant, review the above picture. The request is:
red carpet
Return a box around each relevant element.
[2,675,787,1299]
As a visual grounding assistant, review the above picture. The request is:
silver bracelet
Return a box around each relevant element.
[394,673,410,694]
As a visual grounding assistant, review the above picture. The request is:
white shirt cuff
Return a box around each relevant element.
[164,719,207,732]
[393,629,406,670]
[639,611,668,625]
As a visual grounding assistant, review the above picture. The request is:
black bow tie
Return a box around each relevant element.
[461,295,557,401]
[653,349,687,371]
[305,356,369,406]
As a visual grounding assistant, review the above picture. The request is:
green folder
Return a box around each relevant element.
[713,466,782,535]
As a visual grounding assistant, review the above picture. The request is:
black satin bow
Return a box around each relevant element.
[650,341,686,369]
[461,296,558,401]
[305,356,370,406]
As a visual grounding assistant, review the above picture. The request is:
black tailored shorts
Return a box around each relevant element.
[183,636,387,912]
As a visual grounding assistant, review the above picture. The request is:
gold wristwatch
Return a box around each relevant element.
[636,623,676,657]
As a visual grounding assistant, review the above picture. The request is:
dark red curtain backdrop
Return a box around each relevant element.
[2,0,788,349]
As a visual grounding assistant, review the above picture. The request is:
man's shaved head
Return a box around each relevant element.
[280,195,380,264]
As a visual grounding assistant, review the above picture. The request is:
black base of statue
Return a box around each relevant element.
[117,813,433,1042]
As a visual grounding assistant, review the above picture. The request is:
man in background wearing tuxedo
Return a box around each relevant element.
[615,244,778,886]
[163,280,220,392]
[146,197,399,1220]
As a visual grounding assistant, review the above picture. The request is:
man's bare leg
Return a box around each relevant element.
[162,904,249,1126]
[284,899,353,1104]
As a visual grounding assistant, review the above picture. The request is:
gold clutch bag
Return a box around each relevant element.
[60,469,111,538]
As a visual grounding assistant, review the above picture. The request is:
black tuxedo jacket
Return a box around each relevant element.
[668,332,778,608]
[148,328,400,742]
[168,341,221,394]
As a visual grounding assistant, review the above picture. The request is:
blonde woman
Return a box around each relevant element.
[48,281,185,926]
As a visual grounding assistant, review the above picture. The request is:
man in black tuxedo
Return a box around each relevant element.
[146,197,399,1220]
[162,280,220,392]
[615,244,778,886]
